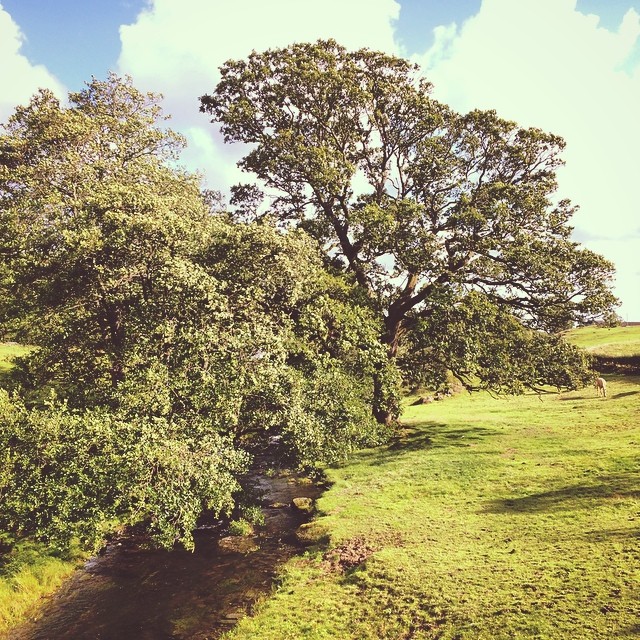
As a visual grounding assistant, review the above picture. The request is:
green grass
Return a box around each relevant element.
[225,377,640,639]
[0,538,84,636]
[1,333,638,638]
[0,342,32,374]
[564,325,640,358]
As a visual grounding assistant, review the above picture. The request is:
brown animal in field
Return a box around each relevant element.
[594,377,607,397]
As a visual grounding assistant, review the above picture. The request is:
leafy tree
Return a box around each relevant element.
[397,291,593,394]
[193,218,397,465]
[0,75,395,548]
[0,74,209,403]
[200,40,618,423]
[0,74,395,444]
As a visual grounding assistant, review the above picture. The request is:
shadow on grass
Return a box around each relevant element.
[622,624,640,638]
[612,390,640,399]
[579,527,640,543]
[557,394,596,401]
[484,472,640,514]
[348,422,500,468]
[393,422,500,449]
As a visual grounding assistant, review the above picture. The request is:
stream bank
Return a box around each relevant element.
[6,472,322,640]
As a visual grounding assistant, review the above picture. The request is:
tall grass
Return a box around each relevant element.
[0,539,83,636]
[225,375,640,639]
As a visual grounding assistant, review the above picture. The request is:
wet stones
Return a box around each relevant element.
[291,497,314,513]
[218,536,260,554]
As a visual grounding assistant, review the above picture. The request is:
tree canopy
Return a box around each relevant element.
[201,39,617,420]
[0,75,392,550]
[0,42,620,550]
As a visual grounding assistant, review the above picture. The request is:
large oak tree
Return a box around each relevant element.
[201,40,617,423]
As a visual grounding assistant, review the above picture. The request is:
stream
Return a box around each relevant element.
[8,473,321,640]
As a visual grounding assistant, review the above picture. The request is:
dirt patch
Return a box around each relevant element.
[322,536,377,573]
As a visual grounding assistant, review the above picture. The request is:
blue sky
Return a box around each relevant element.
[3,0,637,89]
[1,0,639,320]
[1,0,144,90]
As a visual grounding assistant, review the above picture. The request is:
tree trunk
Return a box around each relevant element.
[383,311,405,359]
[372,370,395,426]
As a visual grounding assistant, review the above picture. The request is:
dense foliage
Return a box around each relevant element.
[0,76,392,550]
[0,390,247,551]
[397,291,594,393]
[201,39,618,421]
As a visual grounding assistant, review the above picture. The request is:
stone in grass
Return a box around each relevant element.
[291,497,314,513]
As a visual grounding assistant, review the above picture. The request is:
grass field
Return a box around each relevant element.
[1,330,639,638]
[0,539,83,636]
[226,374,640,638]
[564,325,640,358]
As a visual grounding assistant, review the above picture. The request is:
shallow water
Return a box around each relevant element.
[8,474,320,640]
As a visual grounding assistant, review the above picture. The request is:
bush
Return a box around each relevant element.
[240,505,265,527]
[228,519,254,537]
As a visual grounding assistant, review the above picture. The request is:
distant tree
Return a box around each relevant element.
[201,40,618,422]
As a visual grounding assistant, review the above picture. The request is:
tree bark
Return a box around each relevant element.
[372,368,396,427]
[371,312,406,426]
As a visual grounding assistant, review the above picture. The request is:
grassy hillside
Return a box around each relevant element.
[0,539,83,636]
[564,325,640,375]
[226,381,640,638]
[564,325,640,358]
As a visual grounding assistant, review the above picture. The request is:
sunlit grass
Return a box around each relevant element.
[0,538,83,635]
[226,377,640,639]
[564,325,640,357]
[0,342,32,374]
[1,334,639,638]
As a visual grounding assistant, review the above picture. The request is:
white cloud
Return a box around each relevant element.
[117,0,401,189]
[583,236,640,322]
[413,0,640,320]
[0,4,66,123]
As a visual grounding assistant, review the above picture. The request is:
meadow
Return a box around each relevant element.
[566,325,640,377]
[224,331,640,639]
[564,325,640,359]
[1,330,639,638]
